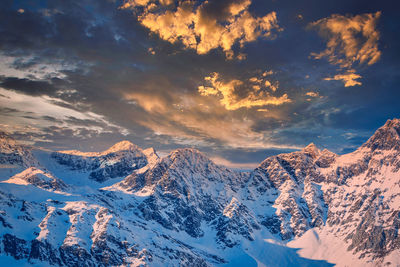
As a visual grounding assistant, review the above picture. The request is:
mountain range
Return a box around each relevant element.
[0,119,399,266]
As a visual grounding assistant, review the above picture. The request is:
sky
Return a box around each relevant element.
[0,0,399,169]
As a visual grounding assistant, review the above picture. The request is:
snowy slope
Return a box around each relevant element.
[2,167,69,193]
[0,119,399,266]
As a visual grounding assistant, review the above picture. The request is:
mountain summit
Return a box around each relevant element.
[58,140,141,157]
[362,118,400,151]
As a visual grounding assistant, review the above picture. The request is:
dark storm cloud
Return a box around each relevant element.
[0,76,57,96]
[41,116,62,123]
[0,107,19,114]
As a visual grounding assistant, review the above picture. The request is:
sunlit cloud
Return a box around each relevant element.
[122,86,297,150]
[310,11,381,68]
[263,70,274,77]
[310,11,381,86]
[305,91,320,97]
[124,92,169,113]
[121,0,281,59]
[198,72,290,110]
[324,71,362,87]
[141,114,303,150]
[124,91,266,148]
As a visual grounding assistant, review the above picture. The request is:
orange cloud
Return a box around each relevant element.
[138,109,298,149]
[121,0,281,58]
[124,92,169,113]
[264,80,278,92]
[310,11,381,87]
[324,71,362,87]
[262,70,274,76]
[305,91,319,97]
[310,11,381,68]
[198,72,290,110]
[121,86,293,149]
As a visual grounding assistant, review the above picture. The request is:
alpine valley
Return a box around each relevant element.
[0,119,399,267]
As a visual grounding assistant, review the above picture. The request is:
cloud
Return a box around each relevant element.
[123,91,265,148]
[138,112,302,150]
[310,11,381,68]
[0,76,58,96]
[121,0,281,59]
[124,92,169,113]
[304,91,324,102]
[198,72,291,110]
[263,70,274,76]
[0,88,129,138]
[210,156,258,170]
[264,80,278,92]
[310,11,381,86]
[120,86,297,150]
[305,91,320,97]
[2,0,387,161]
[324,71,362,87]
[0,54,78,81]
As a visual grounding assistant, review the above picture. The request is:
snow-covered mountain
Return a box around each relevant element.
[0,119,399,266]
[50,140,151,183]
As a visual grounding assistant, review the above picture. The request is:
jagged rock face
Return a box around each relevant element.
[216,197,260,247]
[121,148,243,192]
[0,119,400,266]
[251,144,334,240]
[362,119,400,151]
[119,148,251,243]
[0,132,39,168]
[51,141,149,182]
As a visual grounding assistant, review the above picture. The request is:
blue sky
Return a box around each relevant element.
[0,0,399,168]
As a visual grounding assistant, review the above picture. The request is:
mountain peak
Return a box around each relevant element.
[382,118,400,129]
[58,140,141,156]
[143,147,160,167]
[304,142,318,150]
[302,143,320,157]
[0,131,19,151]
[161,148,217,171]
[362,118,400,151]
[105,140,139,153]
[169,148,209,162]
